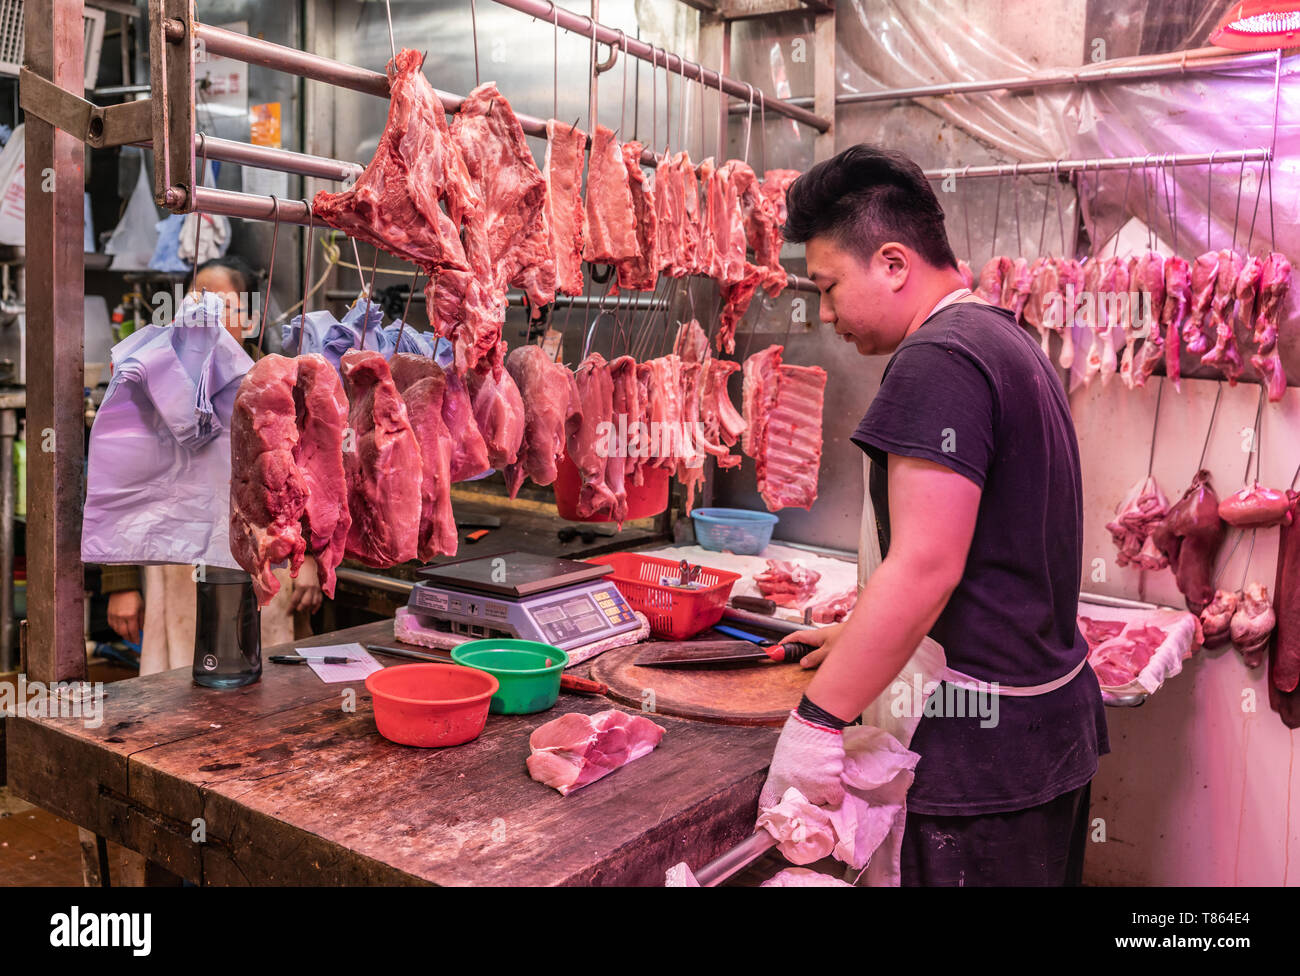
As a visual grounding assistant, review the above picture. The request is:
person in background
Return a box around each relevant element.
[101,255,323,674]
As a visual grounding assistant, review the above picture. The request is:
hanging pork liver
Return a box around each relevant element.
[1150,469,1225,615]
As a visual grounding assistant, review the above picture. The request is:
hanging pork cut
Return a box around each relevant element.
[583,125,640,265]
[466,341,526,470]
[975,256,1010,304]
[423,268,503,374]
[673,318,709,364]
[696,358,747,470]
[1185,250,1220,355]
[612,140,659,293]
[1200,588,1238,649]
[1105,475,1169,570]
[676,361,706,513]
[1230,581,1275,668]
[1119,255,1142,387]
[1054,257,1084,370]
[544,119,587,297]
[292,355,351,597]
[568,353,619,519]
[745,168,801,294]
[439,366,490,481]
[742,344,827,512]
[313,49,479,274]
[1272,518,1300,704]
[1150,470,1225,614]
[717,262,765,355]
[230,355,309,605]
[1130,251,1166,387]
[1023,257,1058,358]
[340,350,422,567]
[1201,248,1246,382]
[957,259,975,290]
[503,345,580,498]
[390,353,458,561]
[1219,483,1295,527]
[1160,256,1192,391]
[1249,251,1291,402]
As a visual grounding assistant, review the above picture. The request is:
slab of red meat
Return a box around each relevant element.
[526,710,666,795]
[1185,250,1220,354]
[754,559,822,607]
[696,157,721,280]
[1105,475,1169,570]
[1200,589,1238,649]
[1151,470,1224,614]
[613,140,659,293]
[583,125,640,265]
[313,49,477,274]
[810,588,857,624]
[1077,616,1127,650]
[1053,257,1085,369]
[676,361,706,514]
[390,353,458,561]
[568,353,619,518]
[292,355,351,597]
[1023,257,1059,358]
[758,361,827,512]
[230,355,309,605]
[696,358,747,470]
[1270,519,1300,722]
[717,261,765,355]
[673,152,704,276]
[340,350,422,567]
[653,153,686,277]
[1230,581,1275,668]
[466,341,526,470]
[673,318,709,364]
[503,344,579,498]
[745,168,800,279]
[643,355,684,473]
[424,268,505,374]
[1130,251,1166,387]
[975,256,1011,304]
[451,81,553,313]
[439,365,490,481]
[1004,257,1034,324]
[742,344,783,460]
[544,119,587,296]
[711,160,757,287]
[1219,482,1295,527]
[1161,256,1192,391]
[1249,251,1291,402]
[602,355,641,526]
[1201,248,1245,382]
[957,259,974,291]
[1089,624,1169,687]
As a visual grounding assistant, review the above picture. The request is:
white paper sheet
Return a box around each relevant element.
[297,642,382,683]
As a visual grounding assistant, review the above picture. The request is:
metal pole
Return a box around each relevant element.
[486,0,831,132]
[0,409,13,672]
[145,135,363,183]
[729,49,1282,112]
[24,0,87,684]
[920,148,1270,180]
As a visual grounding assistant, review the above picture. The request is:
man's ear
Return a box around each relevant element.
[879,243,910,293]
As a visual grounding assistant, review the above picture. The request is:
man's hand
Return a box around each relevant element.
[107,590,145,643]
[777,621,846,670]
[758,711,847,811]
[290,556,323,614]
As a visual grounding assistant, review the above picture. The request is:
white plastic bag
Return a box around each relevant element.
[104,161,160,270]
[0,124,26,246]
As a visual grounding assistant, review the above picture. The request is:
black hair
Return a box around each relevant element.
[195,254,258,294]
[783,145,958,271]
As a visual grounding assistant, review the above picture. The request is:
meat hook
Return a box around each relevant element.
[297,199,315,355]
[392,269,422,360]
[259,194,281,353]
[187,131,211,296]
[1206,149,1216,252]
[1012,161,1021,257]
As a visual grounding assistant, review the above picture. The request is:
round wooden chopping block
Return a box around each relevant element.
[588,642,814,726]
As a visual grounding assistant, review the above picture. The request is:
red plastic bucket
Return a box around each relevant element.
[554,453,670,522]
[365,663,499,748]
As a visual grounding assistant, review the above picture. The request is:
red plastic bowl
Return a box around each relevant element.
[365,663,499,748]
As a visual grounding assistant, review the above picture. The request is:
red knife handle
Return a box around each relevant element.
[561,675,608,695]
[768,641,816,663]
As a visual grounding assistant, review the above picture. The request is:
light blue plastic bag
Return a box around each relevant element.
[81,292,253,569]
[282,298,452,371]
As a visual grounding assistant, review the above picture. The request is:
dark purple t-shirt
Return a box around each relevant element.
[851,300,1108,816]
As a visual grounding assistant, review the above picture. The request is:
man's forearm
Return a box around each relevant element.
[804,555,955,723]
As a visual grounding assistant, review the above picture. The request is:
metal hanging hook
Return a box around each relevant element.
[1206,149,1216,252]
[297,200,315,355]
[1114,159,1134,259]
[743,82,755,165]
[1012,161,1022,257]
[259,195,281,353]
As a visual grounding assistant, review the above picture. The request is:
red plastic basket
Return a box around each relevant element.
[585,553,742,640]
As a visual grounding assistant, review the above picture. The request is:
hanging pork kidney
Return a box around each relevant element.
[1218,483,1297,528]
[1230,581,1276,669]
[1150,470,1225,614]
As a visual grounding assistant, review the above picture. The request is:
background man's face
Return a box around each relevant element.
[193,267,246,343]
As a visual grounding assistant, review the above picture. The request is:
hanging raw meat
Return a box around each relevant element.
[1023,257,1058,358]
[1119,255,1142,388]
[713,160,757,286]
[439,366,490,481]
[583,125,640,265]
[340,350,422,568]
[1271,519,1300,712]
[745,168,801,294]
[744,345,827,512]
[1160,256,1192,391]
[1082,257,1118,386]
[1054,257,1085,369]
[292,355,352,597]
[1248,251,1291,402]
[1230,581,1276,668]
[717,262,765,355]
[389,353,458,561]
[1201,248,1245,383]
[503,345,580,498]
[1150,470,1225,614]
[466,341,527,470]
[1219,483,1296,527]
[568,353,619,519]
[612,140,659,293]
[313,49,479,273]
[696,358,747,470]
[605,355,640,526]
[957,259,974,291]
[975,256,1011,304]
[1200,588,1238,649]
[1185,250,1220,355]
[230,355,309,606]
[1105,475,1169,570]
[676,361,706,513]
[1130,252,1167,387]
[424,267,503,374]
[544,119,587,297]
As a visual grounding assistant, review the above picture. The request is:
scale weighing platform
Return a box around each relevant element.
[405,551,641,651]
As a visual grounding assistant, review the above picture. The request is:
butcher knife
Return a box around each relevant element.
[634,638,816,668]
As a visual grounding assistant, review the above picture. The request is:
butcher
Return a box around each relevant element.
[760,145,1108,885]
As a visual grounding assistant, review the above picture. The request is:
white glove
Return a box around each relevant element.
[759,710,847,811]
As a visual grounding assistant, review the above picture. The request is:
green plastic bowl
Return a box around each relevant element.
[451,639,570,715]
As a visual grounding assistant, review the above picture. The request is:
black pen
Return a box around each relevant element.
[269,654,355,665]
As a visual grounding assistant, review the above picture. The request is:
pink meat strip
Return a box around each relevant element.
[527,710,667,795]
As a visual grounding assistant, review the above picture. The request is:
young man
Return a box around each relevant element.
[759,145,1108,885]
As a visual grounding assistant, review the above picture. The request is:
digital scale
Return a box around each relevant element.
[404,551,642,651]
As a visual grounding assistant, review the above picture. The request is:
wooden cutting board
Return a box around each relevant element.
[589,641,814,726]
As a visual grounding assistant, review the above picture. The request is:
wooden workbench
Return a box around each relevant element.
[5,620,778,886]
